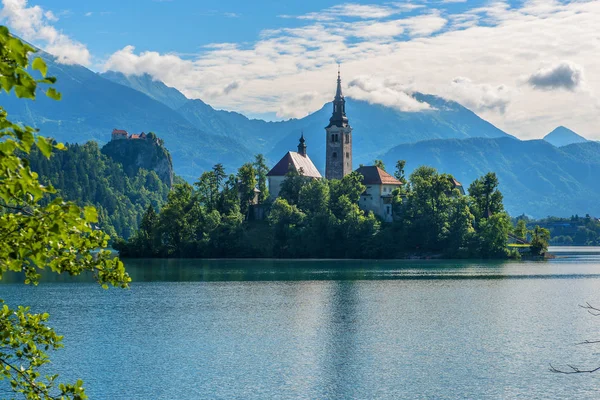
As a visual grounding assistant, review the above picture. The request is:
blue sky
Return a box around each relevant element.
[29,0,481,59]
[2,0,600,139]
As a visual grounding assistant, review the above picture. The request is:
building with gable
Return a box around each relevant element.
[356,166,403,222]
[267,135,322,200]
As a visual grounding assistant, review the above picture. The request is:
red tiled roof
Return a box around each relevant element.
[267,152,322,178]
[130,134,141,139]
[112,129,128,135]
[355,166,402,185]
[452,179,462,187]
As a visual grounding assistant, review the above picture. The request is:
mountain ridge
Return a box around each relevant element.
[380,136,600,218]
[543,126,588,147]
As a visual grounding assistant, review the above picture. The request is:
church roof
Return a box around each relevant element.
[267,152,322,178]
[355,166,403,185]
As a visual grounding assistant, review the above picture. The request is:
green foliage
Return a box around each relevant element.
[530,225,551,255]
[237,163,257,218]
[119,156,511,259]
[517,214,600,246]
[28,141,171,239]
[0,29,129,399]
[468,172,504,224]
[514,219,528,240]
[374,159,386,171]
[394,160,407,185]
[278,167,306,205]
[254,155,269,203]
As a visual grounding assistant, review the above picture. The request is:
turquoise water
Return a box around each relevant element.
[2,250,600,398]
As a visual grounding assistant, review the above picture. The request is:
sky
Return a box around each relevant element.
[1,0,599,139]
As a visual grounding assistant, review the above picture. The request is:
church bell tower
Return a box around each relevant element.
[325,67,352,180]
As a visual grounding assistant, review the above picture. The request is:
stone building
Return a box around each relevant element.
[111,129,128,140]
[325,68,353,180]
[356,166,403,222]
[267,135,322,200]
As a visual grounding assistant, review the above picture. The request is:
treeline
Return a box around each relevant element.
[116,158,533,259]
[516,215,600,246]
[28,141,171,239]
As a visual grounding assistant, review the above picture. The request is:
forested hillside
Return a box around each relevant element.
[28,141,171,239]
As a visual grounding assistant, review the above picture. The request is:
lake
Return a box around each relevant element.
[2,248,600,399]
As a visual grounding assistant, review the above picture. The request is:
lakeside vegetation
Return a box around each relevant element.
[0,29,128,399]
[116,160,549,259]
[515,214,600,246]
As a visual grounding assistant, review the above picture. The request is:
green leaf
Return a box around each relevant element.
[83,206,98,223]
[32,58,47,78]
[46,88,61,101]
[36,137,53,158]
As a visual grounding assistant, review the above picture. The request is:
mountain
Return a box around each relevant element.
[101,71,189,110]
[2,52,251,179]
[380,137,600,218]
[266,94,511,171]
[102,71,512,171]
[543,126,588,147]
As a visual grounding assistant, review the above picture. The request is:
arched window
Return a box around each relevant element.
[332,152,337,159]
[331,134,335,142]
[345,134,350,144]
[346,152,349,159]
[335,134,339,142]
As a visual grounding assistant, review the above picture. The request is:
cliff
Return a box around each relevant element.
[102,137,174,187]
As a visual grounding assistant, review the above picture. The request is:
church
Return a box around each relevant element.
[267,69,403,221]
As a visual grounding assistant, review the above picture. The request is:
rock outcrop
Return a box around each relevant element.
[102,136,174,187]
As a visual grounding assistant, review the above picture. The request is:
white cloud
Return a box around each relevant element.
[447,77,512,114]
[289,2,424,21]
[277,92,321,119]
[98,0,600,139]
[0,0,91,65]
[346,75,432,112]
[526,61,585,91]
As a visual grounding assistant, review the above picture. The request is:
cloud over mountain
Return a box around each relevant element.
[346,75,432,112]
[0,0,91,65]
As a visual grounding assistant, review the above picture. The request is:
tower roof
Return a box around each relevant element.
[326,66,349,129]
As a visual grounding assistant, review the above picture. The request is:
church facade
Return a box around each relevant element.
[267,69,403,221]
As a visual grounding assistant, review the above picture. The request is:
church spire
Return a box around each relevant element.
[297,133,307,156]
[326,65,349,129]
[335,64,343,101]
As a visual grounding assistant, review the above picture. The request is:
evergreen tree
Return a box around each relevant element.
[254,154,270,203]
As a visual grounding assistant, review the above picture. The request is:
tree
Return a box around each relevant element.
[530,225,550,256]
[213,163,226,191]
[374,159,386,171]
[0,28,129,399]
[253,154,269,203]
[298,179,330,215]
[195,171,218,211]
[468,172,504,223]
[514,219,528,240]
[394,160,407,185]
[278,167,306,205]
[237,163,257,218]
[476,212,511,258]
